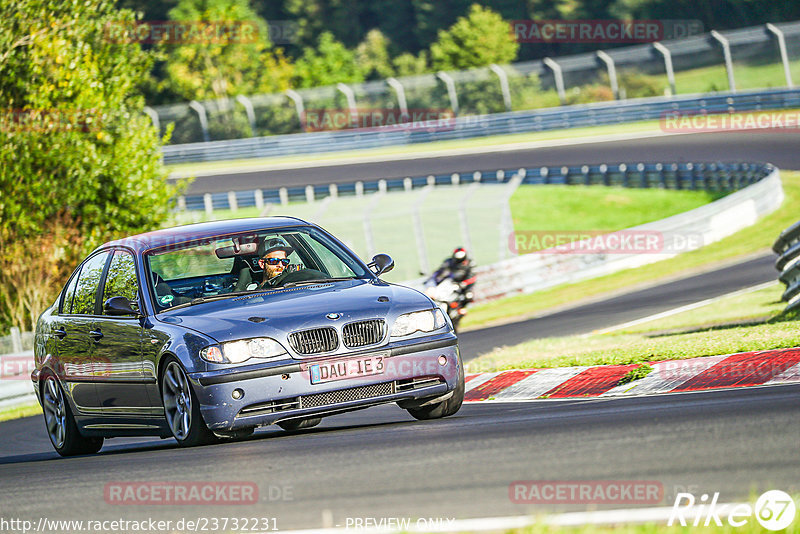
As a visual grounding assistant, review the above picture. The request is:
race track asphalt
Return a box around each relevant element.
[179,131,800,194]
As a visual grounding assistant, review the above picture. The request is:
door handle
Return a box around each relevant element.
[89,330,104,341]
[54,328,67,339]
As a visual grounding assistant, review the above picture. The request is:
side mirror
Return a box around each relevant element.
[104,296,141,317]
[369,254,394,276]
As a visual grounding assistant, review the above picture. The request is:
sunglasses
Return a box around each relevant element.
[262,257,290,266]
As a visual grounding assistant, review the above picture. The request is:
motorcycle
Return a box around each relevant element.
[423,274,476,331]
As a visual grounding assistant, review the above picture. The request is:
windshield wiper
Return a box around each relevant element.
[281,277,358,288]
[168,291,254,310]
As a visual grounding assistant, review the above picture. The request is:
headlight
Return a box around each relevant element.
[200,337,288,364]
[391,309,447,337]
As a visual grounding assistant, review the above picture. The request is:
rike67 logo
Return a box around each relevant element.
[669,490,796,531]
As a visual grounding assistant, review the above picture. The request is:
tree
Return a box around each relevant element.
[162,0,293,101]
[293,32,364,88]
[0,0,181,331]
[356,29,394,80]
[430,4,519,71]
[393,51,430,77]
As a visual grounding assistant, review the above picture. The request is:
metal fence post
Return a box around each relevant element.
[337,83,358,122]
[710,30,736,93]
[490,64,512,112]
[10,326,22,353]
[458,183,479,255]
[235,95,257,136]
[653,42,677,95]
[596,51,619,100]
[766,23,794,88]
[412,187,433,274]
[188,100,211,143]
[500,172,524,260]
[386,77,409,117]
[143,106,160,133]
[436,72,460,116]
[285,89,305,131]
[543,57,567,106]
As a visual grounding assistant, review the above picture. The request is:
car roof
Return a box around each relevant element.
[96,217,312,254]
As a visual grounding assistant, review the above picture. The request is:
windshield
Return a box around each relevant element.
[145,225,370,311]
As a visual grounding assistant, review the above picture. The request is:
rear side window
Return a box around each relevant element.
[102,250,139,314]
[71,251,111,316]
[60,268,81,315]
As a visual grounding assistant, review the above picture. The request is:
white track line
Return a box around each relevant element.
[593,281,778,335]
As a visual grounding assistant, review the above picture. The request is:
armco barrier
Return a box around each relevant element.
[468,164,783,302]
[773,220,800,312]
[163,88,800,165]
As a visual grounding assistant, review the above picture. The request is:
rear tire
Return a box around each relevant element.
[277,417,322,431]
[41,372,103,456]
[161,359,217,447]
[406,357,465,420]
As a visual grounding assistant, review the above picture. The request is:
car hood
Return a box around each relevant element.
[155,280,432,344]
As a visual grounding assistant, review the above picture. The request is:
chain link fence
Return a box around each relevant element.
[150,21,800,145]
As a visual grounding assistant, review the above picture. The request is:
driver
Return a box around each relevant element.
[258,238,294,288]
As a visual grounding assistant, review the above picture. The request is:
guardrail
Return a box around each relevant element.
[0,351,36,410]
[163,88,800,165]
[773,220,800,312]
[179,161,773,213]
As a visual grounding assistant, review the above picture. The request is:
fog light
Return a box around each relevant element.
[232,388,244,400]
[438,355,447,366]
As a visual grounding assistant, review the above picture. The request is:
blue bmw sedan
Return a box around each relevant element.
[32,217,463,456]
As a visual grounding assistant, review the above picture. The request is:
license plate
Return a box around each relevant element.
[309,354,386,385]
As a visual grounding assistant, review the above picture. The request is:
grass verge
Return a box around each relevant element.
[466,282,799,373]
[461,170,800,330]
[0,400,40,422]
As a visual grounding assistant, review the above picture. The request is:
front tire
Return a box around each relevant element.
[277,417,321,431]
[406,357,465,420]
[161,359,217,447]
[41,373,103,456]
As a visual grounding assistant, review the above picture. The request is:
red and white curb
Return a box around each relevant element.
[464,347,800,401]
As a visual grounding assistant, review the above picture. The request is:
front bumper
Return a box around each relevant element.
[188,333,460,431]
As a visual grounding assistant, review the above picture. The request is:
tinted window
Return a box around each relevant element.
[60,268,81,315]
[102,250,139,314]
[72,251,110,315]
